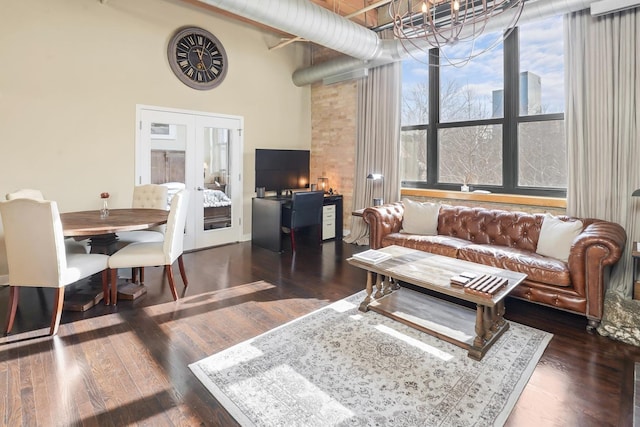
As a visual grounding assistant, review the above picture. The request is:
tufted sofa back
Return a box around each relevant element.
[437,206,543,251]
[364,202,596,251]
[436,205,594,251]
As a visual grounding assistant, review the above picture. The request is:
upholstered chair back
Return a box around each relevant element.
[0,198,67,287]
[289,191,324,229]
[6,188,45,201]
[132,184,169,234]
[132,184,169,209]
[163,190,189,264]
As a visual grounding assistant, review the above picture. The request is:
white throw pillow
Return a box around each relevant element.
[402,199,440,235]
[536,213,583,262]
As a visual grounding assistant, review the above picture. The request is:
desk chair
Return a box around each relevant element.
[5,188,88,254]
[0,199,109,336]
[281,191,325,252]
[108,190,189,305]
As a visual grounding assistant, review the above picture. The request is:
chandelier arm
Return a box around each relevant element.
[390,0,526,66]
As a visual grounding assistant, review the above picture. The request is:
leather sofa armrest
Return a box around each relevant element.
[568,220,627,320]
[363,202,404,249]
[569,220,627,273]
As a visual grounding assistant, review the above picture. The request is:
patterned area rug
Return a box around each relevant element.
[189,292,552,426]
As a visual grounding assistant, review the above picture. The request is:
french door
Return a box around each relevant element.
[136,105,243,250]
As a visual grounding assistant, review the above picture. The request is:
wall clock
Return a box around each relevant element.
[167,26,228,90]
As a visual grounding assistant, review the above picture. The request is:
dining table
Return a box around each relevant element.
[60,208,169,310]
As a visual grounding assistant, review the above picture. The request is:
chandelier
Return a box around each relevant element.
[390,0,526,66]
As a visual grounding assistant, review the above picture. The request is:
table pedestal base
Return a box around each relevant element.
[63,280,104,312]
[117,282,147,300]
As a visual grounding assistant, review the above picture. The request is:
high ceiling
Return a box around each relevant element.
[180,0,383,36]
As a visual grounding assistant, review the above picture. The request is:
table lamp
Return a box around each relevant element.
[318,177,329,193]
[367,173,384,206]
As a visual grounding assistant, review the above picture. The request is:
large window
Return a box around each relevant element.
[400,15,566,196]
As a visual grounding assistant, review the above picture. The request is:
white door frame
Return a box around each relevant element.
[135,104,243,250]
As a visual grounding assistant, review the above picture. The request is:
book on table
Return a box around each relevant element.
[352,249,392,264]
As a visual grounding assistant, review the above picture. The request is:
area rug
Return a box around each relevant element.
[189,291,552,426]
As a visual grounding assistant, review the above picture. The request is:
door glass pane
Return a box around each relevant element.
[150,122,186,207]
[203,127,232,230]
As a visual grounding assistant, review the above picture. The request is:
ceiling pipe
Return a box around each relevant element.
[193,0,382,60]
[193,0,594,86]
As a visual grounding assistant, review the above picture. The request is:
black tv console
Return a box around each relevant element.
[251,194,343,252]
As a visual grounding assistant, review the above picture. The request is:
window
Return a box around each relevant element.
[400,15,566,197]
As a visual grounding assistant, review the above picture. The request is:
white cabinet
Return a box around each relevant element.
[322,204,336,240]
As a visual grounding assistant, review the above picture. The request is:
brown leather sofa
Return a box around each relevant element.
[363,202,627,330]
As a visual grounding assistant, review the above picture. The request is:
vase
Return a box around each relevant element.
[100,199,109,219]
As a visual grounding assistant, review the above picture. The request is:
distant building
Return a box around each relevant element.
[492,71,542,117]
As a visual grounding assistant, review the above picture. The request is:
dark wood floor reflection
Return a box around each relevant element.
[1,240,638,426]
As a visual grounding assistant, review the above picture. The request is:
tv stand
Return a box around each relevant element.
[251,194,343,252]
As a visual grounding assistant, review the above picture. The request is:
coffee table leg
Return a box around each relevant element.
[470,302,510,360]
[495,300,506,329]
[359,271,375,312]
[474,305,488,348]
[374,274,384,299]
[382,275,394,295]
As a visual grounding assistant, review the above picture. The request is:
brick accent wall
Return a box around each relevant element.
[310,46,358,235]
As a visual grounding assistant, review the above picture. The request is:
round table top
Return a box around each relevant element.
[60,208,169,237]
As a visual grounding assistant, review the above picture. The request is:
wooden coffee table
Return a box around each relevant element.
[348,245,527,360]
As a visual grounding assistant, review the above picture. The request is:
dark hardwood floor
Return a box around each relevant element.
[1,239,638,426]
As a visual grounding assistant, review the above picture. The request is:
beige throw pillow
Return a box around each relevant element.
[536,213,583,262]
[402,199,440,235]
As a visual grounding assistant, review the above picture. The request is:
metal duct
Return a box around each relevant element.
[194,0,594,86]
[194,0,382,60]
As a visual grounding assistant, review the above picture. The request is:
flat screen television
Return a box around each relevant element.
[255,149,310,197]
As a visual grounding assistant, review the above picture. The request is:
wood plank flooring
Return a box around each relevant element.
[1,240,639,426]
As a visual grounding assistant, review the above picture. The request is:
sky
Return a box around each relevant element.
[402,14,565,120]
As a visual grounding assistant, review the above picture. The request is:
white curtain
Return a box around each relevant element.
[345,60,402,245]
[565,8,640,297]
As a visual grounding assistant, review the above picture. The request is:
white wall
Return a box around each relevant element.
[0,0,311,276]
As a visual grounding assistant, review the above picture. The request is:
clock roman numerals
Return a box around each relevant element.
[169,27,227,89]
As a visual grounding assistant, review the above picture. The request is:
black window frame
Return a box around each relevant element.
[400,27,567,198]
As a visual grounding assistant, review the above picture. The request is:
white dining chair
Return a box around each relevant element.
[116,184,169,246]
[5,188,45,201]
[108,190,189,305]
[0,198,109,336]
[5,188,89,254]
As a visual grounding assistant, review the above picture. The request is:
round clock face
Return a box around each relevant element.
[167,27,228,90]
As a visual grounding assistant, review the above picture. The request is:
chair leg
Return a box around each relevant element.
[131,267,137,284]
[5,286,19,335]
[178,255,188,287]
[103,270,110,306]
[49,287,65,336]
[110,268,119,306]
[290,229,296,252]
[140,267,145,284]
[165,265,179,301]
